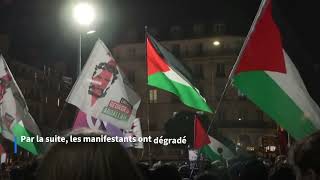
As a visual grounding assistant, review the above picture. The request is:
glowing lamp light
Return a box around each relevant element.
[87,30,96,34]
[73,2,95,26]
[213,40,220,46]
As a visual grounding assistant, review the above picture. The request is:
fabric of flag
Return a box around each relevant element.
[73,110,124,138]
[146,34,213,113]
[232,0,320,140]
[193,116,210,149]
[123,118,143,149]
[67,40,141,129]
[0,55,41,155]
[73,110,143,148]
[200,135,235,161]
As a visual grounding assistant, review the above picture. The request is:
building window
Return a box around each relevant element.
[218,110,225,121]
[238,109,247,121]
[195,43,203,56]
[57,98,60,107]
[215,85,224,98]
[149,89,158,103]
[213,23,226,34]
[257,110,263,121]
[193,64,204,80]
[127,47,136,56]
[238,90,246,100]
[172,44,180,57]
[216,63,225,77]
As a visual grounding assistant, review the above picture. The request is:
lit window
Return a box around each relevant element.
[57,98,60,107]
[265,146,276,152]
[149,89,157,103]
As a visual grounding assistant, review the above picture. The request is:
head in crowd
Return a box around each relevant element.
[36,128,143,180]
[150,164,182,180]
[136,162,151,179]
[194,172,220,180]
[269,163,295,180]
[178,164,191,179]
[239,159,268,180]
[229,161,243,180]
[290,131,320,180]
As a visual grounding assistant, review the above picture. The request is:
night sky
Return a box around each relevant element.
[0,0,319,101]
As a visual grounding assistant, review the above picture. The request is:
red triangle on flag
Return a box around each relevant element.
[235,0,286,74]
[194,115,210,149]
[146,36,170,76]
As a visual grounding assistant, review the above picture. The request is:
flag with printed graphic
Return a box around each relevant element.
[0,55,41,155]
[123,118,143,149]
[73,110,124,138]
[67,40,141,129]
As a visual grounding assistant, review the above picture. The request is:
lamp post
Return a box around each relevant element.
[73,2,96,76]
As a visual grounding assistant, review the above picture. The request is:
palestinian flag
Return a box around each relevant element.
[233,0,320,140]
[146,34,213,113]
[200,135,235,161]
[193,115,210,149]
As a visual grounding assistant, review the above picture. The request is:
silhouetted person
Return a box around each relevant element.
[290,131,320,180]
[269,163,295,180]
[136,162,151,180]
[194,172,220,180]
[150,164,182,180]
[37,128,143,180]
[239,159,268,180]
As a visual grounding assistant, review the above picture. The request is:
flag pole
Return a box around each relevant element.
[206,0,269,134]
[144,26,152,165]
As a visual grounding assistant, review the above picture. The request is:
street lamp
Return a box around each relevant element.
[213,40,220,46]
[73,2,96,76]
[87,30,96,34]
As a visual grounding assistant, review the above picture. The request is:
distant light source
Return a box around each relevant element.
[73,2,95,26]
[87,30,96,34]
[213,40,220,46]
[265,145,276,152]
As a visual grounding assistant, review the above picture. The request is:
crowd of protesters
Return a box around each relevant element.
[0,128,319,180]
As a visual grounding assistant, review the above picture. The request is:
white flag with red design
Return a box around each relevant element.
[66,40,141,129]
[123,118,143,149]
[0,55,41,155]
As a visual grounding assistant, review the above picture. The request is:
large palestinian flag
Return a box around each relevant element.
[233,0,320,140]
[146,34,212,113]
